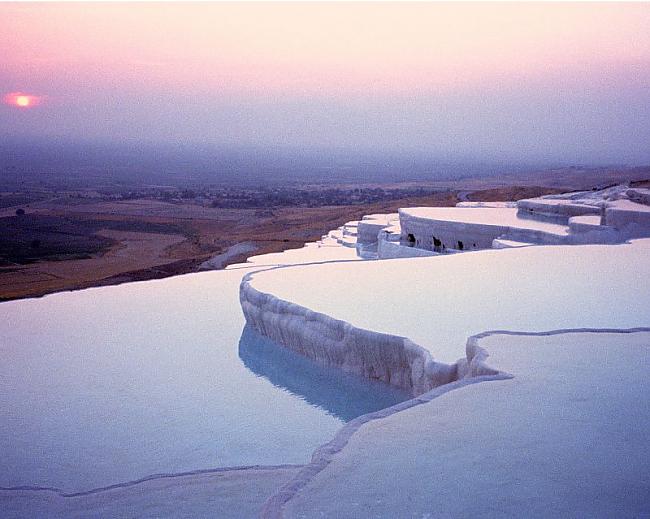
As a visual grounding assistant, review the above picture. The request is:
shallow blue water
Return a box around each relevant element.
[0,269,409,493]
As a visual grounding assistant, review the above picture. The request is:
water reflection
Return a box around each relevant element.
[238,325,410,422]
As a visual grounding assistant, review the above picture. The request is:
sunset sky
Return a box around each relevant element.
[1,2,649,164]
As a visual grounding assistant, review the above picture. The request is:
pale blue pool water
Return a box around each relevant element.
[0,269,409,493]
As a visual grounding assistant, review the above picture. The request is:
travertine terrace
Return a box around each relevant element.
[240,184,650,517]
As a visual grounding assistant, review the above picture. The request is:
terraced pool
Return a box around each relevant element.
[0,268,409,493]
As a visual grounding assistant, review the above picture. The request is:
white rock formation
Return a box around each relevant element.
[456,200,517,208]
[198,242,257,270]
[240,274,459,395]
[242,238,650,396]
[270,330,650,519]
[356,213,399,246]
[397,184,650,254]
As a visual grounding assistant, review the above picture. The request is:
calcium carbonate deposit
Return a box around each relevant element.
[240,184,650,518]
[3,184,649,518]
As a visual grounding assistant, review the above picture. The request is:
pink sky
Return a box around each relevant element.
[3,2,649,95]
[1,2,649,162]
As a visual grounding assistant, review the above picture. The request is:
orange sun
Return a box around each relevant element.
[4,92,42,108]
[16,95,31,107]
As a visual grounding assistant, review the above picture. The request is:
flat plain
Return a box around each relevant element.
[1,166,647,301]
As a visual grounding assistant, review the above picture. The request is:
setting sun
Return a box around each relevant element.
[3,91,41,108]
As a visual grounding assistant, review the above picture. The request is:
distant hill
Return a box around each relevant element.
[1,135,647,190]
[0,136,553,188]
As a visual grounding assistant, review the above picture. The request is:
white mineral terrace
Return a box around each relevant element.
[242,239,650,394]
[239,185,650,516]
[226,220,363,270]
[273,330,650,518]
[392,185,650,254]
[400,206,571,234]
[230,243,360,268]
[4,185,650,518]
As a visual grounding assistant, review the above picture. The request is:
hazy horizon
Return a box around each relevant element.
[2,2,650,168]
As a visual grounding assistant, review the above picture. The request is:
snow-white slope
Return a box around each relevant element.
[242,239,650,393]
[1,465,301,519]
[227,220,363,269]
[199,241,258,270]
[274,330,650,518]
[227,242,360,269]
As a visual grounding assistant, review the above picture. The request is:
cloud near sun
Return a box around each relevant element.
[3,92,43,108]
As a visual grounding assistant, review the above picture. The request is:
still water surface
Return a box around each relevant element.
[0,269,408,492]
